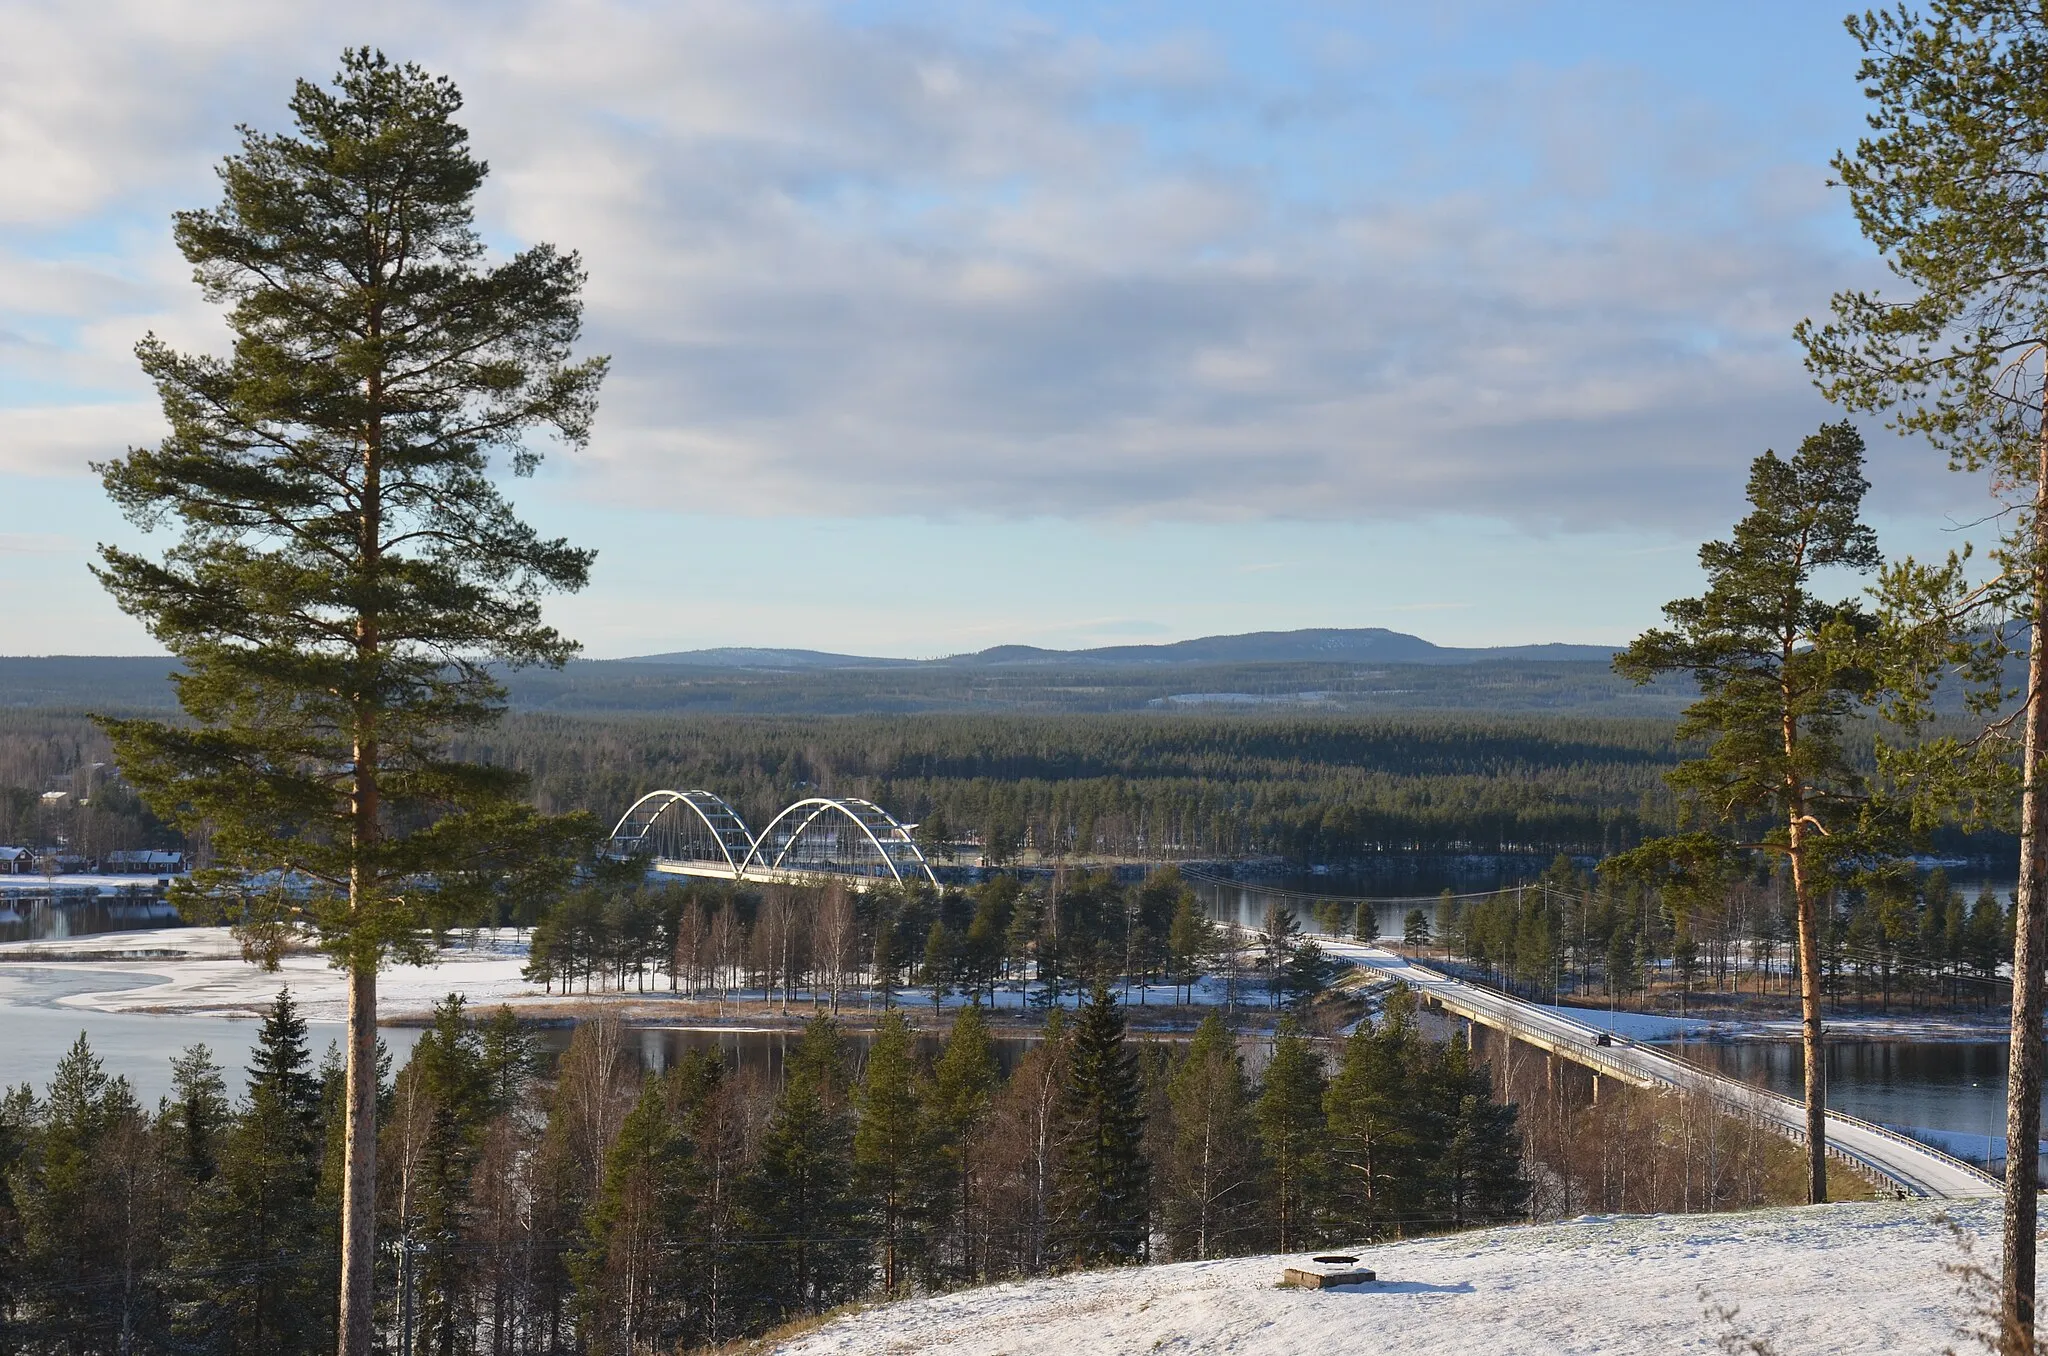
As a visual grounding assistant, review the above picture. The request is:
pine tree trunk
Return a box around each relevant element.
[2002,417,2048,1354]
[339,961,378,1356]
[1788,805,1827,1206]
[340,391,384,1356]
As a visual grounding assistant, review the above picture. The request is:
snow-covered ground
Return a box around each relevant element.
[778,1201,1994,1356]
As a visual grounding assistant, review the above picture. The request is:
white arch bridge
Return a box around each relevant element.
[606,790,939,888]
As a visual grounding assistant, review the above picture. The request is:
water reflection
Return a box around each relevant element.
[0,891,181,943]
[528,1022,1045,1082]
[1684,1039,2039,1172]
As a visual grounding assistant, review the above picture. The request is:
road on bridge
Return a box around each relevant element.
[1335,943,2000,1202]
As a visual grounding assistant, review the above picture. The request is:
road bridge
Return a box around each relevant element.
[1337,942,2000,1201]
[606,789,940,888]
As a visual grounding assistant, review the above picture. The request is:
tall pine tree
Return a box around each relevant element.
[90,51,603,1352]
[1612,423,1881,1204]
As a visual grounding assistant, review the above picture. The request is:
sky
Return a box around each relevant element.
[0,0,2007,658]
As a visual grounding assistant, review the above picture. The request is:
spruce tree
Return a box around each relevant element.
[573,1074,696,1356]
[854,1012,932,1292]
[174,993,328,1356]
[1051,985,1149,1266]
[405,998,491,1356]
[929,1001,999,1282]
[1162,1015,1257,1261]
[165,1043,230,1187]
[1427,1041,1527,1229]
[1253,1023,1327,1252]
[21,1037,159,1356]
[90,51,603,1352]
[0,1087,19,1348]
[739,1017,865,1322]
[1324,995,1423,1240]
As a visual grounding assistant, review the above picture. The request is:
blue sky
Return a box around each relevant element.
[0,0,1999,657]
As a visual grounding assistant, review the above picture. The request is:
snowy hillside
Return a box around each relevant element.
[774,1202,1991,1356]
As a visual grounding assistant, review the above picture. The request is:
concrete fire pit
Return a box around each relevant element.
[1281,1254,1377,1289]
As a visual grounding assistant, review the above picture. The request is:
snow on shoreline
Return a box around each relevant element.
[0,927,2020,1043]
[777,1201,1993,1356]
[0,927,539,1023]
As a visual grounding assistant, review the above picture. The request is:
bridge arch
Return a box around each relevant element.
[739,797,939,887]
[606,789,756,876]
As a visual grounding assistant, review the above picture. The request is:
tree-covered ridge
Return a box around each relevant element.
[469,710,1688,860]
[0,655,1694,718]
[9,707,2018,867]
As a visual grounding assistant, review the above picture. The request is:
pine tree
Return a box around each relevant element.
[1799,11,2048,1336]
[1051,985,1149,1266]
[929,1001,999,1282]
[854,1012,932,1292]
[1261,904,1302,1008]
[1254,1024,1327,1252]
[89,52,603,1351]
[573,1073,696,1356]
[174,992,328,1356]
[923,921,957,1015]
[1167,895,1214,1006]
[1161,1015,1257,1261]
[1613,422,1881,1204]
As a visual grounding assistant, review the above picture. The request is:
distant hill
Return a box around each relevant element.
[625,627,1619,669]
[0,630,1657,718]
[626,647,922,670]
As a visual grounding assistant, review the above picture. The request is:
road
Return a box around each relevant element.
[1338,943,2000,1201]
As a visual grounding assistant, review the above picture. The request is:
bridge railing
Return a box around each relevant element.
[1353,944,2000,1198]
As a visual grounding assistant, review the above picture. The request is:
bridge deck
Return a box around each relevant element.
[1338,943,2000,1201]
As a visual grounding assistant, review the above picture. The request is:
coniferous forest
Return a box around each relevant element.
[1,706,1693,864]
[0,986,1539,1356]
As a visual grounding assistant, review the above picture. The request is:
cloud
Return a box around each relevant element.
[0,0,1905,532]
[0,532,73,554]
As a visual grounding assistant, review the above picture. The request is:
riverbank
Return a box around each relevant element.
[0,926,1350,1033]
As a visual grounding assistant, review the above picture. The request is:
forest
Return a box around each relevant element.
[0,983,1537,1356]
[0,706,1698,865]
